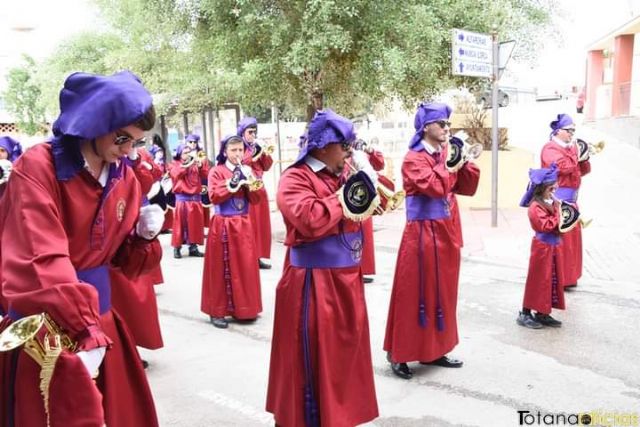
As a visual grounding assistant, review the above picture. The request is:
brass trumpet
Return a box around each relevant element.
[576,139,605,162]
[234,159,264,192]
[346,155,405,214]
[446,132,483,173]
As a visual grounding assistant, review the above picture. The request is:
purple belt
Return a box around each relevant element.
[406,195,450,220]
[535,231,561,246]
[214,197,249,216]
[175,193,201,202]
[8,265,111,321]
[290,232,362,268]
[555,187,578,203]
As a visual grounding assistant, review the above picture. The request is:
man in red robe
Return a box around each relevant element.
[0,71,163,426]
[238,117,273,269]
[383,102,480,380]
[201,135,262,329]
[540,114,591,289]
[169,142,209,258]
[266,109,380,427]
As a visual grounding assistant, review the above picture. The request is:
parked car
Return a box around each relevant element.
[476,88,510,108]
[535,87,562,102]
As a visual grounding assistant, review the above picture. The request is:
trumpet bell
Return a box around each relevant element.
[0,314,45,352]
[376,176,406,212]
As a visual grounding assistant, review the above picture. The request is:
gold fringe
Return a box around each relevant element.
[40,334,63,427]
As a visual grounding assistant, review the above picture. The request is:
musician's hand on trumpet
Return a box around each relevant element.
[575,138,605,162]
[446,131,483,173]
[226,156,264,193]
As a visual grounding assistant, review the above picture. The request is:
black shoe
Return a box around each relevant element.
[141,359,149,369]
[516,311,543,329]
[210,316,228,329]
[189,245,204,257]
[235,317,258,324]
[259,259,272,269]
[534,313,562,327]
[390,362,413,379]
[564,283,577,291]
[173,248,182,259]
[159,229,171,235]
[363,276,374,284]
[420,355,464,368]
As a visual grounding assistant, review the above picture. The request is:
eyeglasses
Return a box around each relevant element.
[434,120,451,129]
[114,131,146,147]
[247,130,257,136]
[341,141,354,151]
[562,128,576,134]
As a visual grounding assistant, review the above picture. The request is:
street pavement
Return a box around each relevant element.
[144,115,640,426]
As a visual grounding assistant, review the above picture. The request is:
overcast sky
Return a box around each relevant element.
[1,0,640,92]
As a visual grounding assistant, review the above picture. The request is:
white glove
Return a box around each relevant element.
[136,204,164,240]
[351,150,378,186]
[76,346,106,379]
[128,147,139,161]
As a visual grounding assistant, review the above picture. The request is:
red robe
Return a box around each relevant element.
[522,200,566,314]
[110,148,164,349]
[0,143,161,427]
[384,147,480,363]
[266,163,378,427]
[361,150,385,276]
[169,159,209,247]
[243,145,273,259]
[201,164,262,319]
[541,140,591,286]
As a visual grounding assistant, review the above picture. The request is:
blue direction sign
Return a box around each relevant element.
[451,28,492,78]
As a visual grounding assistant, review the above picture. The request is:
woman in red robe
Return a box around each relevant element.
[383,102,480,380]
[540,113,591,288]
[238,117,274,269]
[517,165,566,329]
[201,135,262,329]
[0,71,162,426]
[266,109,379,427]
[169,143,209,258]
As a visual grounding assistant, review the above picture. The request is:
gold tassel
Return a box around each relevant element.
[337,191,381,222]
[40,334,63,427]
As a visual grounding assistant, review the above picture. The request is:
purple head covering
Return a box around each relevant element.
[49,70,153,180]
[237,117,258,139]
[0,136,23,163]
[185,134,201,143]
[174,143,190,161]
[293,109,355,165]
[216,135,245,165]
[549,114,574,137]
[409,102,452,150]
[519,164,558,207]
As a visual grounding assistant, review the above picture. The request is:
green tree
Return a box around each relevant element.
[101,0,554,119]
[2,55,48,135]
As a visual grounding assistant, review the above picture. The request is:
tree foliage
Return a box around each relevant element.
[2,55,48,135]
[21,0,557,123]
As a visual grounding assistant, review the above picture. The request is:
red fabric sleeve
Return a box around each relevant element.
[1,162,111,349]
[111,235,162,279]
[402,152,450,197]
[367,150,385,171]
[579,159,591,176]
[528,202,560,233]
[453,161,480,196]
[542,145,578,179]
[276,168,344,240]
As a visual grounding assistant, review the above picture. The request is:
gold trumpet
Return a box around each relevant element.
[346,160,405,213]
[576,139,605,162]
[234,159,264,192]
[0,313,77,426]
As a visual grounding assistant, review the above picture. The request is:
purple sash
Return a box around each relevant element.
[175,193,201,202]
[8,265,111,320]
[214,197,249,216]
[535,231,561,246]
[290,232,362,268]
[406,195,450,220]
[555,187,578,203]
